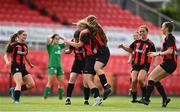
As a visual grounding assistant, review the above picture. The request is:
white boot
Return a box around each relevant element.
[93,97,102,106]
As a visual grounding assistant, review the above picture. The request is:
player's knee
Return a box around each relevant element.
[69,75,77,83]
[29,82,35,89]
[137,78,144,84]
[69,78,76,83]
[131,79,137,84]
[94,66,101,73]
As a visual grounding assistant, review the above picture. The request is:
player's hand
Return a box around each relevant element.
[30,64,34,68]
[63,38,69,44]
[31,65,34,68]
[153,64,157,68]
[147,52,159,57]
[118,44,124,48]
[5,61,11,67]
[127,59,132,64]
[59,36,64,40]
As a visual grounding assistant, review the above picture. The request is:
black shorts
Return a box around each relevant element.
[11,63,29,77]
[131,64,150,72]
[83,55,96,75]
[160,60,177,74]
[71,59,84,74]
[96,47,110,67]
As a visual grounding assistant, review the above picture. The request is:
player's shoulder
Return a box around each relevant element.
[80,29,90,36]
[167,34,175,41]
[133,40,140,43]
[9,41,18,46]
[146,39,155,46]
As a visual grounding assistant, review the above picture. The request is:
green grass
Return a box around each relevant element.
[0,96,180,112]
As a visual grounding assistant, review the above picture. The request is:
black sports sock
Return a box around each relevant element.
[131,91,137,100]
[146,80,155,101]
[141,86,146,99]
[84,87,90,101]
[91,88,100,98]
[21,85,28,91]
[66,83,74,97]
[155,81,167,100]
[98,74,108,89]
[14,90,21,101]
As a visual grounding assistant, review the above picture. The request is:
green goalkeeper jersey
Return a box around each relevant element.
[47,43,65,68]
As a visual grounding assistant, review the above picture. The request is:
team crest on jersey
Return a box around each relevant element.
[54,47,61,54]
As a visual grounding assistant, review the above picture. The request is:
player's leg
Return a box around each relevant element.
[43,75,56,99]
[84,74,102,106]
[130,71,138,102]
[22,74,35,91]
[154,81,170,107]
[95,48,111,100]
[13,72,23,103]
[141,65,168,105]
[56,68,64,100]
[137,69,147,101]
[65,72,78,105]
[83,80,90,105]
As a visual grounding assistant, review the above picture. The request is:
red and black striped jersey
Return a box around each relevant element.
[79,29,94,56]
[162,34,177,62]
[69,45,84,61]
[129,39,156,65]
[6,42,28,65]
[94,32,106,50]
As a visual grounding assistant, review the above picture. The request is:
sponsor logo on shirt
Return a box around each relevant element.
[17,51,27,55]
[135,49,145,53]
[16,68,19,71]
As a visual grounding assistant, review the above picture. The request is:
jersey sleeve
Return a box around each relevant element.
[166,36,175,48]
[46,44,51,50]
[25,44,29,55]
[6,44,13,53]
[59,43,66,49]
[150,43,156,52]
[129,41,135,51]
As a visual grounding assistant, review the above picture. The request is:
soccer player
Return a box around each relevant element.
[118,25,156,103]
[43,34,65,100]
[127,31,141,95]
[65,30,90,105]
[128,31,141,64]
[4,30,35,104]
[85,15,111,100]
[141,21,176,107]
[64,19,102,106]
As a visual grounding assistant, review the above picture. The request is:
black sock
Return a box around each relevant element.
[21,85,28,91]
[84,87,90,101]
[141,86,146,99]
[98,74,108,89]
[155,81,167,100]
[131,91,137,100]
[91,88,100,98]
[146,80,155,101]
[14,90,21,101]
[66,83,74,97]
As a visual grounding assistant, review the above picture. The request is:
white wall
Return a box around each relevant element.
[0,23,179,55]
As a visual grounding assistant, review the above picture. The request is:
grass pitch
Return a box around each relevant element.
[0,96,180,112]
